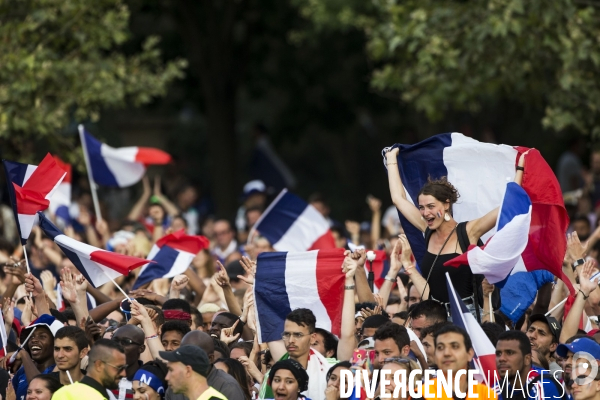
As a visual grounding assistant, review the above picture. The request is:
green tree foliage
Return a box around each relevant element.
[0,0,186,157]
[295,0,600,136]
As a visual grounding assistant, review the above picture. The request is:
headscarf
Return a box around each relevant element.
[268,359,309,393]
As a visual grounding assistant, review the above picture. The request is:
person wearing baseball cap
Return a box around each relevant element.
[160,345,226,400]
[526,314,562,374]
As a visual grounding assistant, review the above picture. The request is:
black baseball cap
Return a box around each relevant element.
[529,314,561,341]
[159,345,210,377]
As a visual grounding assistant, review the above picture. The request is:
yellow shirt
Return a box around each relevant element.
[52,382,107,400]
[422,378,498,400]
[196,387,227,400]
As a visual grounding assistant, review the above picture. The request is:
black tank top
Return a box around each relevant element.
[422,221,476,303]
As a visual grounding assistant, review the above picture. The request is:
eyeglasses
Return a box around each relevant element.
[112,337,143,347]
[101,360,128,373]
[282,332,308,340]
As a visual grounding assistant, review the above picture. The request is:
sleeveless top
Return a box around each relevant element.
[422,221,481,304]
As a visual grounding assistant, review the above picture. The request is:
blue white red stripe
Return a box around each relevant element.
[445,182,532,286]
[254,249,345,343]
[133,229,209,289]
[79,126,171,188]
[250,189,335,251]
[38,212,149,287]
[3,154,67,244]
[446,273,498,388]
[386,133,571,292]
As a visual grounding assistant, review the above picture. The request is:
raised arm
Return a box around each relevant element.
[127,176,151,221]
[398,235,429,300]
[560,260,597,343]
[467,151,527,242]
[378,239,402,307]
[385,148,426,233]
[337,250,358,361]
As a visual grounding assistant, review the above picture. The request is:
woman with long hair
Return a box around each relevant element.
[385,147,526,307]
[214,358,253,400]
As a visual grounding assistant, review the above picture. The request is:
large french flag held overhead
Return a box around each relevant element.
[385,133,572,292]
[446,273,498,389]
[250,189,335,251]
[254,249,345,343]
[38,212,149,287]
[3,154,67,244]
[133,229,209,289]
[444,182,532,286]
[79,125,171,188]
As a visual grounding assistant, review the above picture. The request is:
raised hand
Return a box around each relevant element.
[171,275,189,291]
[75,274,88,293]
[83,316,102,344]
[2,298,14,327]
[239,256,256,285]
[398,235,414,270]
[579,259,598,297]
[60,267,78,304]
[342,250,358,280]
[40,270,57,294]
[220,319,241,344]
[482,278,495,296]
[567,232,587,262]
[24,273,44,297]
[214,261,231,288]
[130,300,152,326]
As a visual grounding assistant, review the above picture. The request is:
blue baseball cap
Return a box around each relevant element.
[556,337,600,359]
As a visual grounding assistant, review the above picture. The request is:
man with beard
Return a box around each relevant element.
[51,326,89,385]
[259,308,338,400]
[12,315,63,400]
[52,339,127,400]
[495,330,565,400]
[526,314,562,374]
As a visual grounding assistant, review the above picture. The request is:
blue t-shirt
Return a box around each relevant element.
[12,364,56,400]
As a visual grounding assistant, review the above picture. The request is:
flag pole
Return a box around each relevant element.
[488,293,494,322]
[21,244,31,274]
[101,269,132,302]
[545,297,568,316]
[78,125,102,220]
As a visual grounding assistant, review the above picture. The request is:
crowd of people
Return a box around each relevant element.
[0,144,599,400]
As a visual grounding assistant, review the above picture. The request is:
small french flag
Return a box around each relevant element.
[3,154,67,244]
[133,229,209,289]
[48,156,72,226]
[254,249,345,343]
[250,189,335,252]
[38,212,149,287]
[79,126,171,188]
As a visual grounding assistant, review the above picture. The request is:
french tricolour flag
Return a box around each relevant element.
[444,182,532,286]
[48,156,72,226]
[79,125,171,188]
[38,212,149,287]
[250,189,335,251]
[254,249,345,343]
[3,154,67,244]
[133,229,209,290]
[386,133,572,292]
[446,273,498,389]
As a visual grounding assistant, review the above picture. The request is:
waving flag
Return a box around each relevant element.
[385,133,571,292]
[3,154,67,244]
[38,212,149,287]
[444,182,532,286]
[446,273,498,389]
[79,126,171,188]
[48,156,72,226]
[250,189,335,252]
[133,229,209,289]
[254,249,345,343]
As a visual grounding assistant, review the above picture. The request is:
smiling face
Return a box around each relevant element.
[271,369,300,400]
[434,332,474,375]
[28,327,54,362]
[54,337,87,371]
[209,314,235,339]
[418,194,448,229]
[26,378,53,400]
[133,380,160,400]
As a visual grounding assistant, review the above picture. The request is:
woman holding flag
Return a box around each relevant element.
[384,147,526,310]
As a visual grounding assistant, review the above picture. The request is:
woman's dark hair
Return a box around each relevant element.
[326,361,352,382]
[418,176,460,215]
[214,358,252,400]
[31,374,63,394]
